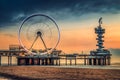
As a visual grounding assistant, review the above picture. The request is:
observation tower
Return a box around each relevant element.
[89,17,111,65]
[95,17,105,53]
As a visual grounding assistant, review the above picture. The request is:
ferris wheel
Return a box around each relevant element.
[18,14,60,54]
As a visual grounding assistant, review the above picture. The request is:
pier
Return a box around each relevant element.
[0,17,111,66]
[0,48,111,66]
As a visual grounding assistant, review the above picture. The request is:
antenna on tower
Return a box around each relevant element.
[98,17,102,26]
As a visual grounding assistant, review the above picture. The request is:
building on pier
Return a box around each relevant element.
[88,17,111,65]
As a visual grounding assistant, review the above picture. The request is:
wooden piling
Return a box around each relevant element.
[59,58,60,66]
[66,58,67,65]
[8,56,10,66]
[70,59,72,65]
[56,58,58,65]
[0,55,1,66]
[108,58,110,65]
[93,58,96,65]
[89,59,92,65]
[84,56,86,65]
[75,57,76,65]
[10,56,12,66]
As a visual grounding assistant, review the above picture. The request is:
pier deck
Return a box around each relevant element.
[0,50,111,66]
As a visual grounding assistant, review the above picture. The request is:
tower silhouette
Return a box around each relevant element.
[95,17,105,52]
[89,17,111,65]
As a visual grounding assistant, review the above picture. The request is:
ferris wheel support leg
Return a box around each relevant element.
[40,36,47,51]
[29,36,38,50]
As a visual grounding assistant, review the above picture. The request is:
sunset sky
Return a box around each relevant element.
[0,0,120,63]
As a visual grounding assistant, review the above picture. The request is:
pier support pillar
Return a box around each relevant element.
[8,56,10,66]
[59,58,60,66]
[102,58,105,65]
[0,56,1,66]
[93,58,96,65]
[89,59,92,65]
[56,58,58,65]
[105,58,106,65]
[33,58,39,65]
[50,58,53,65]
[45,58,48,65]
[42,59,44,65]
[31,58,34,65]
[70,59,72,65]
[38,58,40,65]
[49,58,52,65]
[26,58,29,65]
[75,57,76,65]
[49,58,54,65]
[98,58,102,65]
[18,58,25,65]
[108,58,111,65]
[66,58,67,65]
[10,56,12,66]
[84,56,86,65]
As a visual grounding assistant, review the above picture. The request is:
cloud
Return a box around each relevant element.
[0,0,120,27]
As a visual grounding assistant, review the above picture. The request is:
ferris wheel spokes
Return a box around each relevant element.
[29,31,48,52]
[29,35,38,51]
[19,14,60,54]
[39,32,47,50]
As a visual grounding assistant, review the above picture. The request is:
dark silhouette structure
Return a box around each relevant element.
[89,17,111,65]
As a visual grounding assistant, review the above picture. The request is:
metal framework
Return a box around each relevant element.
[89,17,111,65]
[18,14,60,54]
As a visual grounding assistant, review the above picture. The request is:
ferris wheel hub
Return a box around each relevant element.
[37,31,42,36]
